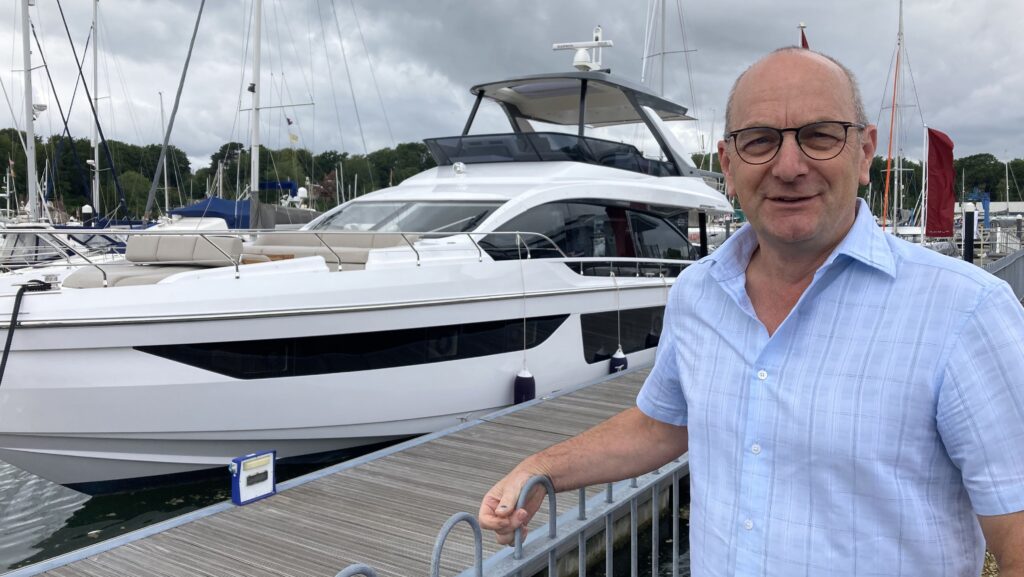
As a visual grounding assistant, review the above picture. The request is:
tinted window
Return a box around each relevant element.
[629,212,697,260]
[137,315,568,380]
[482,201,695,270]
[581,306,665,364]
[479,203,570,259]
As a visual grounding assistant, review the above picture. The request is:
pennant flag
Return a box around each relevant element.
[288,133,299,144]
[800,27,809,49]
[286,116,294,126]
[925,128,955,237]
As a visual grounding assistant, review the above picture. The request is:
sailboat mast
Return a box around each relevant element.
[21,0,38,220]
[160,92,169,212]
[881,0,904,231]
[249,0,262,200]
[92,0,100,215]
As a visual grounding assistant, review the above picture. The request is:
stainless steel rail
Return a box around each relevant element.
[334,458,690,577]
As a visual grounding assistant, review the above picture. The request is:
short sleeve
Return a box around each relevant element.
[637,281,688,427]
[937,281,1024,516]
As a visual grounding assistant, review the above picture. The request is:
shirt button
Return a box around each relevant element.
[743,519,754,530]
[751,443,762,455]
[756,369,768,380]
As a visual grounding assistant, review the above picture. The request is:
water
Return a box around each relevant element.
[0,459,228,572]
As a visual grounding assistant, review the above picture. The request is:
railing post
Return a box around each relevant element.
[430,512,483,577]
[513,475,557,560]
[335,564,378,577]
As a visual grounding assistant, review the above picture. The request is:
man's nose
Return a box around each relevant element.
[770,132,809,180]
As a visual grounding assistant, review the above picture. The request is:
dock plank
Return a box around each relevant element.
[35,369,651,577]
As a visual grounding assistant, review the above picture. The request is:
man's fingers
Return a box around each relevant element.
[495,483,523,515]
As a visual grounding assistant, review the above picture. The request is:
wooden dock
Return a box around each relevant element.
[16,369,649,577]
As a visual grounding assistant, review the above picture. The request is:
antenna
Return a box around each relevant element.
[553,25,614,71]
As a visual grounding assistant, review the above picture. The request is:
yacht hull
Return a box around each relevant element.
[0,259,666,493]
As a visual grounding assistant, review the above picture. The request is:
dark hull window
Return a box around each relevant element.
[136,315,568,380]
[581,306,665,364]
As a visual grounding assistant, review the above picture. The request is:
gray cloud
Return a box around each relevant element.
[2,0,1021,173]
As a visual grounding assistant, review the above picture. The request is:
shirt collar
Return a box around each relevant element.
[706,197,896,281]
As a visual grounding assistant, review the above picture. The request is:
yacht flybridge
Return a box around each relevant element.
[0,42,731,494]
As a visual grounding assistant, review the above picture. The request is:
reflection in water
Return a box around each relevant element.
[0,461,90,571]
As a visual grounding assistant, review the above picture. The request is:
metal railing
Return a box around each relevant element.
[0,228,693,285]
[335,457,690,577]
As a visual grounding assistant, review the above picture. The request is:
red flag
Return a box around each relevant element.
[800,28,809,49]
[925,128,955,237]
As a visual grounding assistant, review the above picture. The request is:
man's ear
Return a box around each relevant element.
[718,140,735,199]
[858,125,878,186]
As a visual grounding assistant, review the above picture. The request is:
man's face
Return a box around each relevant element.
[717,52,877,254]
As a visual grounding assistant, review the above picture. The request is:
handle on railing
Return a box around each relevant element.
[430,511,483,577]
[335,563,378,577]
[513,474,557,560]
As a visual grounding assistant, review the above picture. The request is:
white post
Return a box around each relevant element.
[921,125,928,235]
[249,0,262,199]
[92,0,100,216]
[21,0,38,220]
[159,91,169,212]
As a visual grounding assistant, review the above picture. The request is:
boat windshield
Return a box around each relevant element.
[308,201,504,233]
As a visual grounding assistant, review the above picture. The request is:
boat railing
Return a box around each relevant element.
[1,228,693,286]
[334,457,690,577]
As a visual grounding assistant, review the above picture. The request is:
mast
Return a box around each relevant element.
[249,0,262,200]
[91,0,100,216]
[659,0,665,96]
[159,91,169,212]
[21,0,38,220]
[881,0,904,231]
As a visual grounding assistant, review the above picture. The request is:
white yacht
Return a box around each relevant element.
[0,67,730,494]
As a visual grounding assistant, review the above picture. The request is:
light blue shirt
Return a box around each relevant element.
[638,199,1024,576]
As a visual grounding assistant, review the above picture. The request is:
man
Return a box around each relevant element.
[478,48,1024,576]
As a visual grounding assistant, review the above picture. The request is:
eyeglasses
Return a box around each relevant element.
[726,121,866,165]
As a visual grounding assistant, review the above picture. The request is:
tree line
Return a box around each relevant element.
[1,126,1019,221]
[0,128,436,219]
[693,152,1024,217]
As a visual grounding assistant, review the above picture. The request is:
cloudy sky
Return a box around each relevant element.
[1,0,1021,173]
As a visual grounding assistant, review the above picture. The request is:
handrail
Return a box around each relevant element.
[0,228,694,289]
[195,233,240,279]
[329,457,691,577]
[311,232,344,271]
[430,512,483,577]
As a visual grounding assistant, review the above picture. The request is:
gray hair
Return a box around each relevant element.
[723,47,868,137]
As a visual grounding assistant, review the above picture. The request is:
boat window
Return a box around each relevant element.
[424,133,677,177]
[136,314,568,380]
[581,305,665,363]
[480,201,696,273]
[629,212,698,261]
[309,201,504,233]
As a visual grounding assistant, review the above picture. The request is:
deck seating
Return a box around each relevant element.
[242,232,416,271]
[63,235,243,288]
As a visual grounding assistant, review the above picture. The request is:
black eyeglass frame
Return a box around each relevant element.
[726,121,867,165]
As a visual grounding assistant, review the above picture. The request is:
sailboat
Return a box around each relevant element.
[877,0,956,253]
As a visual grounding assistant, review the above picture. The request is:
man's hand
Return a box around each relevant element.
[477,461,550,545]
